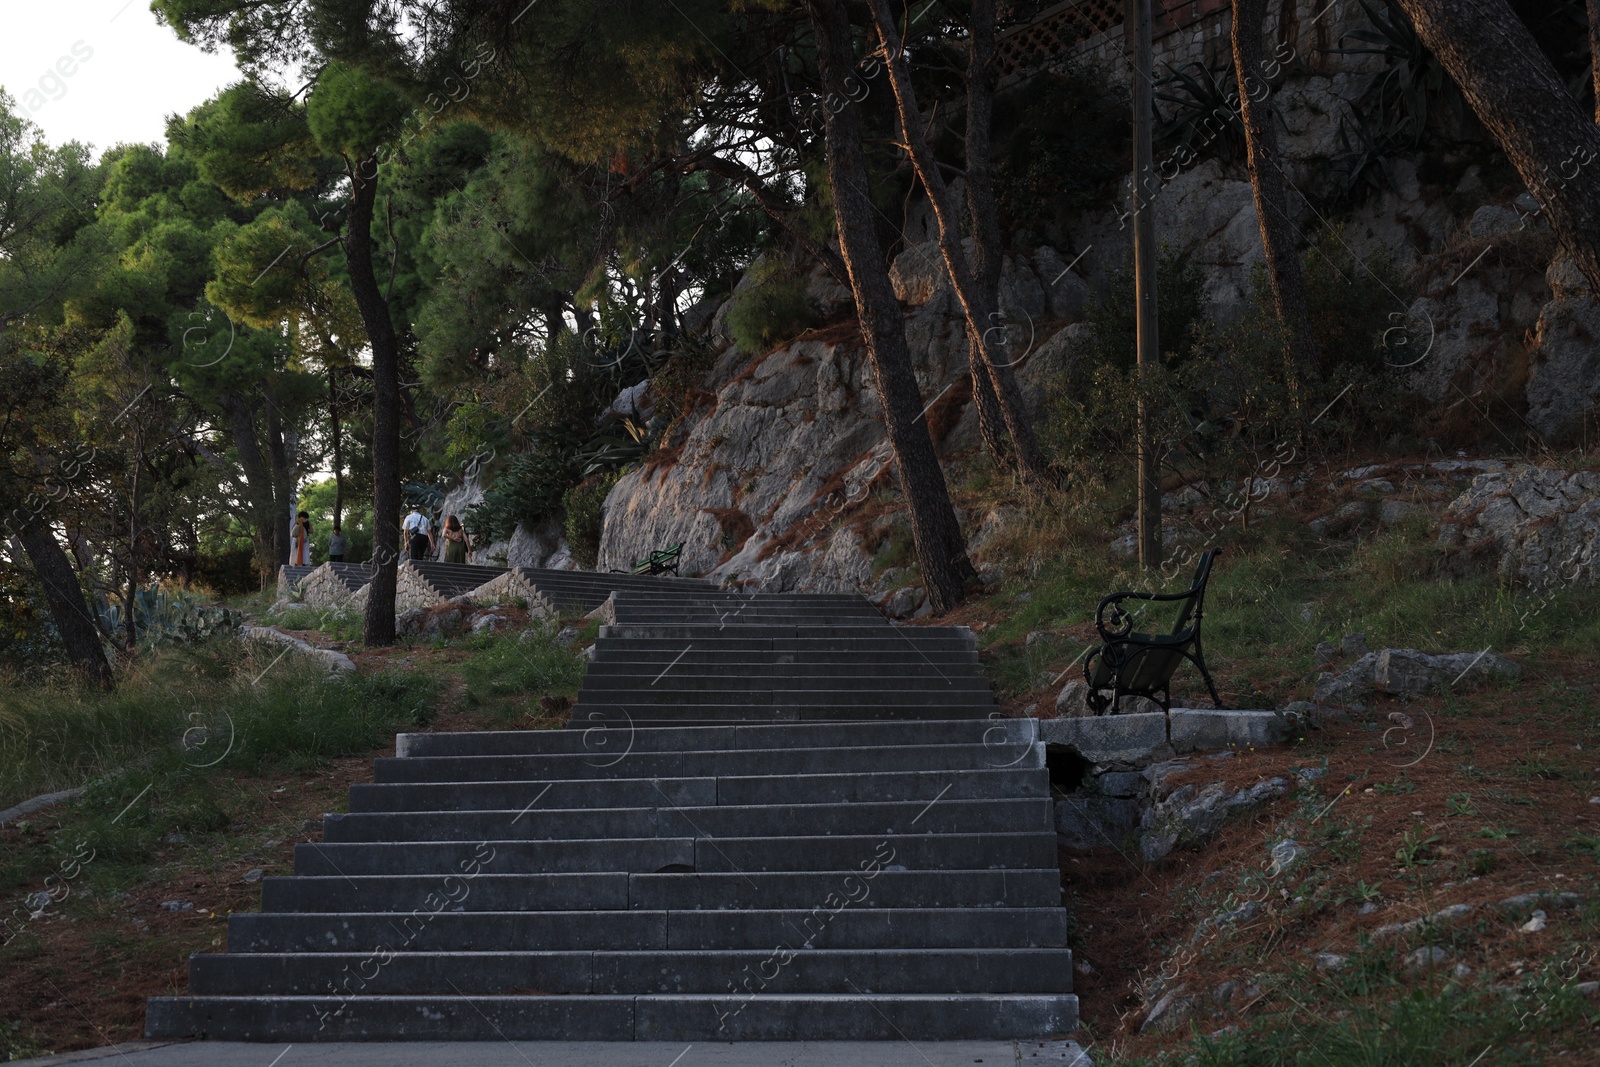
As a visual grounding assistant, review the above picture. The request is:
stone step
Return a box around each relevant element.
[591,636,978,654]
[294,832,1059,876]
[372,743,1040,783]
[600,625,939,640]
[187,948,1073,995]
[225,907,1070,952]
[566,704,998,722]
[570,687,996,708]
[576,675,998,694]
[348,768,1047,812]
[258,870,1061,912]
[587,657,983,675]
[396,717,1036,757]
[321,798,1054,842]
[146,992,1078,1041]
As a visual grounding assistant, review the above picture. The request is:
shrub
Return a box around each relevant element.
[563,471,620,569]
[724,258,818,352]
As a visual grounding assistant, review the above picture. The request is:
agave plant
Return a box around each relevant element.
[99,583,242,650]
[1327,0,1461,152]
[1153,61,1248,167]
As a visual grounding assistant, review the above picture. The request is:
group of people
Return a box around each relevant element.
[287,507,472,567]
[403,506,473,563]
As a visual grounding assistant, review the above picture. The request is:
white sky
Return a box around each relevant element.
[0,0,243,157]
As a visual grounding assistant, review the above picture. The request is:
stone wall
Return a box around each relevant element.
[1053,0,1368,85]
[469,568,559,617]
[298,564,358,609]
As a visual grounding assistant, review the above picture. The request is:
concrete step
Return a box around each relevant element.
[576,673,995,692]
[582,659,992,675]
[225,907,1070,952]
[569,688,997,709]
[321,797,1053,842]
[258,870,1061,912]
[599,625,955,640]
[147,992,1078,1041]
[591,637,978,655]
[187,948,1072,995]
[294,832,1059,876]
[348,768,1046,813]
[371,743,1040,782]
[396,717,1036,757]
[566,704,998,723]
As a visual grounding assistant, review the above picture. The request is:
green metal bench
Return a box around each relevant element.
[1083,548,1225,714]
[615,542,684,577]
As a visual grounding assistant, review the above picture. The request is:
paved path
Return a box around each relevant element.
[16,1038,1093,1066]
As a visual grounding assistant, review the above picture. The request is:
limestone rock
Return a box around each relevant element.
[1404,945,1451,970]
[1055,680,1092,717]
[1438,466,1600,586]
[1055,795,1141,851]
[1317,648,1519,700]
[1528,297,1600,438]
[1467,205,1523,239]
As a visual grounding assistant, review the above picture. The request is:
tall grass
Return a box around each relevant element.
[459,624,588,719]
[0,640,435,809]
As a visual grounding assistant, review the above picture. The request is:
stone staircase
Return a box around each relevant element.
[472,566,714,616]
[146,586,1075,1041]
[276,564,317,594]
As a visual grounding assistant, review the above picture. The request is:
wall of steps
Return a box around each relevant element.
[147,588,1075,1041]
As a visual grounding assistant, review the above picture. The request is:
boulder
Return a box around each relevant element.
[1055,795,1141,851]
[1439,465,1600,586]
[1528,297,1600,438]
[1318,648,1520,699]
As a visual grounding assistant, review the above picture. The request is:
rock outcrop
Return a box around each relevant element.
[597,244,1077,593]
[1437,466,1600,586]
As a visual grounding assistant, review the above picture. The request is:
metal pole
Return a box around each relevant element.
[1130,0,1161,570]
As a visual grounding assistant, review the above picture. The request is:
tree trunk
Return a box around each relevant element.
[806,0,973,614]
[1231,0,1321,396]
[1591,0,1600,124]
[866,0,1055,488]
[125,439,140,652]
[347,153,402,646]
[1394,0,1600,295]
[963,0,1015,466]
[328,367,344,529]
[16,522,113,689]
[263,395,292,568]
[220,394,280,588]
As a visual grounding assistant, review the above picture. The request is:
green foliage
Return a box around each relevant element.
[164,82,317,199]
[723,258,818,353]
[465,431,581,540]
[459,625,587,719]
[1040,249,1206,470]
[564,471,621,569]
[992,66,1128,233]
[97,582,242,649]
[0,641,436,808]
[1325,0,1462,202]
[1154,61,1247,166]
[305,62,410,159]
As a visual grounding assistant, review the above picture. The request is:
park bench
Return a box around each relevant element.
[616,542,684,577]
[1083,548,1225,714]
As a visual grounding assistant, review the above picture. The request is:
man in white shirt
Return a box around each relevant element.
[402,507,434,561]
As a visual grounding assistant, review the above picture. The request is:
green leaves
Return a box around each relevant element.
[306,62,409,160]
[206,203,325,329]
[166,82,317,201]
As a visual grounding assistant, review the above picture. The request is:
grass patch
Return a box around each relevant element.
[259,604,364,643]
[0,640,435,815]
[459,625,587,722]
